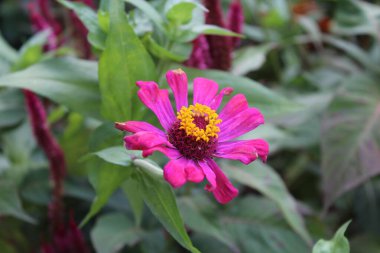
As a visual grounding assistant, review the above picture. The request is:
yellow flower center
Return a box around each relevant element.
[176,103,222,142]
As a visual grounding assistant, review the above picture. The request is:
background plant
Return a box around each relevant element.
[0,0,380,252]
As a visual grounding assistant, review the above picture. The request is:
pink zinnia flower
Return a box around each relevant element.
[116,70,269,204]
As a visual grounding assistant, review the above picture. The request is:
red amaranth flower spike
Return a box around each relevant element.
[185,35,213,69]
[203,0,232,70]
[23,90,66,229]
[227,0,244,47]
[116,69,269,204]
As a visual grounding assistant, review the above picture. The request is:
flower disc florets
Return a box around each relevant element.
[168,103,221,160]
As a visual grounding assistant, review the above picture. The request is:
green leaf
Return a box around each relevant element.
[82,160,133,226]
[99,0,156,121]
[58,0,106,50]
[91,213,143,253]
[192,24,243,37]
[142,34,187,62]
[232,43,275,75]
[182,67,301,118]
[138,169,200,253]
[0,182,35,223]
[321,74,380,208]
[225,162,312,244]
[122,178,144,226]
[0,89,25,128]
[0,57,101,119]
[12,31,49,71]
[178,197,239,252]
[312,221,351,253]
[123,0,164,31]
[92,146,140,167]
[166,1,197,25]
[0,32,18,64]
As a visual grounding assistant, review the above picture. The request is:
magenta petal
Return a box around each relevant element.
[193,77,219,106]
[219,107,264,141]
[164,159,187,188]
[124,131,168,150]
[219,94,248,121]
[136,81,175,130]
[249,139,269,162]
[198,160,216,190]
[166,69,188,111]
[206,159,239,204]
[142,146,180,160]
[215,139,269,164]
[209,87,234,110]
[185,160,204,183]
[115,121,165,135]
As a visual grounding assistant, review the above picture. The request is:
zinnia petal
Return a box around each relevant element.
[219,94,248,120]
[136,81,175,130]
[142,146,180,160]
[209,87,234,110]
[115,121,165,136]
[205,159,239,204]
[198,160,216,190]
[166,69,188,111]
[185,160,205,183]
[215,139,269,164]
[219,107,264,141]
[193,77,219,106]
[124,131,169,150]
[164,159,187,188]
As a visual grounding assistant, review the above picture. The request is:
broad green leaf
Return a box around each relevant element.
[142,34,187,62]
[123,0,164,31]
[99,0,156,121]
[0,57,101,119]
[138,169,200,253]
[182,67,301,118]
[122,178,144,226]
[58,0,106,50]
[12,30,49,71]
[178,197,239,252]
[0,89,25,128]
[82,158,133,226]
[0,182,35,223]
[92,146,140,167]
[192,24,243,37]
[0,32,18,64]
[232,43,275,75]
[225,162,312,244]
[312,221,351,253]
[91,213,143,253]
[166,1,197,25]
[321,74,380,208]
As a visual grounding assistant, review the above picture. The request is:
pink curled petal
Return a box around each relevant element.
[136,81,175,130]
[164,159,187,188]
[206,159,239,204]
[219,94,248,121]
[185,160,204,183]
[209,87,234,110]
[193,77,219,106]
[124,131,168,150]
[115,121,165,136]
[250,139,269,162]
[215,139,269,164]
[219,107,265,141]
[198,160,216,190]
[142,146,181,160]
[166,69,188,111]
